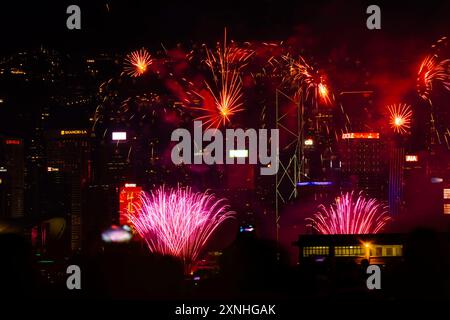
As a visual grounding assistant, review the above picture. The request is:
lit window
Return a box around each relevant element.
[375,247,382,256]
[444,204,450,215]
[444,189,450,200]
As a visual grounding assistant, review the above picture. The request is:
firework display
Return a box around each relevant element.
[306,192,391,234]
[191,31,254,129]
[2,1,450,303]
[387,103,413,135]
[127,186,234,268]
[417,55,450,102]
[417,37,450,102]
[124,48,153,77]
[283,55,333,106]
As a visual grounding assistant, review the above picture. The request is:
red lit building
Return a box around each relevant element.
[119,184,143,226]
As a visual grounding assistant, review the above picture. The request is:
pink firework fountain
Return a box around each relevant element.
[128,186,235,271]
[306,191,391,234]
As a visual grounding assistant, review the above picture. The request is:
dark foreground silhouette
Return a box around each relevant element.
[1,228,450,300]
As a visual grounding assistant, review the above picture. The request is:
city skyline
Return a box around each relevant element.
[0,0,450,306]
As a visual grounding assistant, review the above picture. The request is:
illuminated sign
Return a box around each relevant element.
[229,150,249,158]
[5,139,21,145]
[47,167,60,172]
[119,185,143,226]
[405,155,418,162]
[297,181,333,186]
[112,132,127,141]
[342,133,380,139]
[304,139,314,146]
[431,177,443,184]
[0,167,6,173]
[60,130,88,136]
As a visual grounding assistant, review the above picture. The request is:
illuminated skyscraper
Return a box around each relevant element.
[338,133,387,199]
[0,137,25,219]
[388,146,405,216]
[45,129,91,252]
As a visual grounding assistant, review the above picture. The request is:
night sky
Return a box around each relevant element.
[1,0,449,145]
[0,0,449,52]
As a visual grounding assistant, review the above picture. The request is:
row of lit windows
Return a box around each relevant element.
[302,245,403,257]
[303,246,329,257]
[370,245,402,257]
[444,189,450,200]
[335,246,364,256]
[444,203,450,215]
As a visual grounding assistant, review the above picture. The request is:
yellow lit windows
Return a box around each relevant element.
[444,203,450,214]
[444,189,450,200]
[303,246,329,257]
[335,246,364,256]
[370,245,403,257]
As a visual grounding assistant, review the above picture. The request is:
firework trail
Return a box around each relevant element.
[191,30,254,129]
[387,103,413,135]
[128,186,235,270]
[417,55,450,102]
[306,191,391,234]
[416,37,450,149]
[124,48,153,77]
[417,37,450,102]
[283,55,332,106]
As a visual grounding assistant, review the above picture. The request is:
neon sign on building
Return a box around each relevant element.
[342,133,380,139]
[119,184,143,225]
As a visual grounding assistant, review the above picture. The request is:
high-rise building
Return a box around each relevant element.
[426,145,450,216]
[388,146,405,216]
[45,129,91,252]
[338,132,387,199]
[0,137,25,219]
[444,186,450,215]
[96,131,131,186]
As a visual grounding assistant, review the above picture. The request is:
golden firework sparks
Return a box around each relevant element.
[124,48,153,77]
[387,103,413,135]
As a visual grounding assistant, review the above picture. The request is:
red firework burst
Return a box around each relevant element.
[417,54,450,101]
